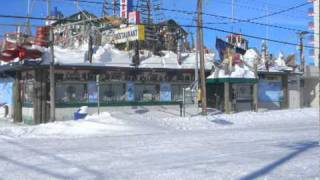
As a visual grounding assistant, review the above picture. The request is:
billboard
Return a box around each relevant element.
[120,0,133,19]
[258,80,282,102]
[128,11,141,24]
[113,25,145,44]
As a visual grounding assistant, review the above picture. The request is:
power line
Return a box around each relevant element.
[32,0,314,34]
[0,9,317,50]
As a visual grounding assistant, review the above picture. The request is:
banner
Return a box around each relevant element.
[113,25,145,44]
[127,81,135,101]
[160,83,172,102]
[258,81,282,102]
[88,81,97,103]
[120,0,133,19]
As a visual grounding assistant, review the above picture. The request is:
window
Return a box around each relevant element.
[100,83,126,102]
[56,83,88,103]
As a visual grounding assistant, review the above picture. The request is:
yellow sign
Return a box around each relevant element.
[113,25,145,44]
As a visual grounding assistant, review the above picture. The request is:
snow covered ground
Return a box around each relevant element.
[0,107,319,179]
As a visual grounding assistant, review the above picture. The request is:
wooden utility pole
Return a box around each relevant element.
[298,31,308,107]
[197,0,207,115]
[298,31,308,73]
[48,0,55,122]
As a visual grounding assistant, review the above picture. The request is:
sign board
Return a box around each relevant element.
[127,81,135,101]
[128,11,141,24]
[88,81,97,103]
[258,80,282,102]
[113,25,145,44]
[120,0,133,19]
[160,83,172,102]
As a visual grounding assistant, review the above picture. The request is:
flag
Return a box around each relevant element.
[215,38,232,61]
[215,38,247,60]
[235,47,246,55]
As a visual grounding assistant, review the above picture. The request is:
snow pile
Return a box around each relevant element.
[207,64,255,79]
[41,44,214,69]
[0,112,132,138]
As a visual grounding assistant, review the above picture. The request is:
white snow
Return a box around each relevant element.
[0,107,318,179]
[41,44,214,69]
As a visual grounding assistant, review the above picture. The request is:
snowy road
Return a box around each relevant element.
[0,108,319,179]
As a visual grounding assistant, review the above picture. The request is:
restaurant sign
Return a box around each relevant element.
[112,25,145,44]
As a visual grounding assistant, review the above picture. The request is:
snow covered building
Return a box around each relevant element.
[206,36,303,112]
[0,9,214,124]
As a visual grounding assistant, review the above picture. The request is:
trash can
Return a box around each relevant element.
[74,106,88,120]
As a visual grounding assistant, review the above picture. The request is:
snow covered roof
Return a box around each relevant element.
[41,44,215,70]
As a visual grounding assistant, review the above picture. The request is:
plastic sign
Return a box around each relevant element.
[113,25,145,44]
[120,0,133,19]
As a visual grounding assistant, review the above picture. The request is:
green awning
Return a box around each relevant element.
[206,78,258,84]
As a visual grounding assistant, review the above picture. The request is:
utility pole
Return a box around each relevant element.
[194,33,199,107]
[197,0,207,115]
[48,0,55,122]
[298,31,308,73]
[297,31,308,108]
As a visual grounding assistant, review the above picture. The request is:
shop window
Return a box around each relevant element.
[100,83,126,102]
[135,84,160,102]
[56,83,88,103]
[172,84,189,101]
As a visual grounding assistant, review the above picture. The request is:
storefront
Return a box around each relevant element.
[15,66,195,123]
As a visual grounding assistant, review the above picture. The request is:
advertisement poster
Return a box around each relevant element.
[127,81,135,101]
[88,81,97,103]
[258,81,282,102]
[160,83,172,102]
[0,78,13,105]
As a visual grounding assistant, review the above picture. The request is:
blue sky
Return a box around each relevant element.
[0,0,315,64]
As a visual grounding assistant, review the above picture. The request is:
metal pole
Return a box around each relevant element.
[48,0,55,122]
[197,0,207,115]
[96,74,100,115]
[182,88,186,117]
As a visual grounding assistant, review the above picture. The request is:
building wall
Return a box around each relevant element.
[288,74,301,109]
[303,66,319,107]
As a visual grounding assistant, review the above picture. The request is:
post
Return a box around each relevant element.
[194,34,199,107]
[13,72,22,123]
[182,88,186,117]
[298,32,308,73]
[253,63,258,112]
[48,0,56,122]
[297,31,308,107]
[224,82,231,114]
[96,74,100,115]
[197,0,207,115]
